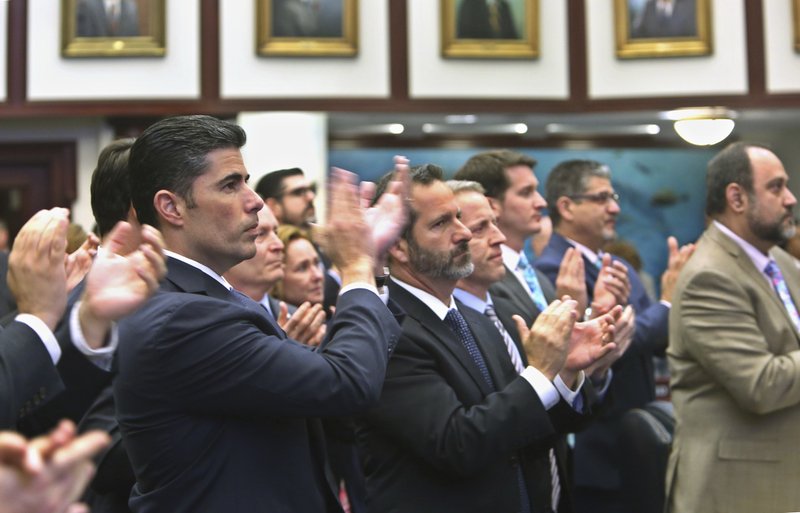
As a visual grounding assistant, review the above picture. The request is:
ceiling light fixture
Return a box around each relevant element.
[665,107,736,146]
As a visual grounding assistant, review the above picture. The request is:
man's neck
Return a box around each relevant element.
[454,279,489,301]
[391,265,456,305]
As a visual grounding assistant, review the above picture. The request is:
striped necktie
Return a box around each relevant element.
[764,261,800,332]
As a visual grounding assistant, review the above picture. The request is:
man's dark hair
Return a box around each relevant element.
[705,142,767,217]
[545,159,611,227]
[90,138,135,238]
[453,150,537,199]
[255,168,305,200]
[374,163,443,240]
[129,115,246,227]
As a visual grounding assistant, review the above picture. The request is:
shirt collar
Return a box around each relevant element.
[713,220,773,277]
[565,237,601,266]
[165,249,233,291]
[501,244,522,270]
[453,288,492,313]
[392,277,457,321]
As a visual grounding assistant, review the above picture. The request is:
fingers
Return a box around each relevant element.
[359,181,376,210]
[276,301,289,327]
[50,431,110,470]
[667,236,678,258]
[0,431,30,470]
[103,221,136,256]
[512,314,530,341]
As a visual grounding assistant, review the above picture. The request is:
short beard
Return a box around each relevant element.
[747,206,796,245]
[408,238,474,281]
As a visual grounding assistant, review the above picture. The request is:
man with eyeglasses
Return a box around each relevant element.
[535,159,693,513]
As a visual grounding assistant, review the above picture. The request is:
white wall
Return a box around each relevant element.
[763,0,800,93]
[27,0,200,100]
[586,0,748,98]
[407,0,569,99]
[237,112,329,214]
[220,0,389,98]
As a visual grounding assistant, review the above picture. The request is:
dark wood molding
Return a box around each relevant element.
[567,0,587,105]
[200,0,221,106]
[389,0,409,100]
[330,134,689,149]
[744,0,766,97]
[7,0,27,106]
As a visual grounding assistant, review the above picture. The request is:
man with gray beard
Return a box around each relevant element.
[666,142,800,513]
[355,164,614,513]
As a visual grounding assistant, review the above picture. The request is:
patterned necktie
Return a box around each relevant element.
[764,261,800,332]
[484,304,525,373]
[444,308,531,513]
[483,303,560,511]
[444,309,495,389]
[517,253,549,312]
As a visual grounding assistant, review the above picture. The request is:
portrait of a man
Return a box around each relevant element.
[76,0,142,38]
[271,0,344,38]
[629,0,697,39]
[456,0,525,40]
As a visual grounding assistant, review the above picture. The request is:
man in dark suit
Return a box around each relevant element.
[114,115,406,512]
[76,0,140,38]
[535,159,692,513]
[457,0,519,39]
[0,205,164,432]
[357,164,616,513]
[631,0,697,39]
[448,180,634,512]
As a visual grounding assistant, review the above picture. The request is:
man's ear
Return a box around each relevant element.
[726,184,747,213]
[555,196,574,223]
[387,238,409,265]
[154,190,184,227]
[265,197,283,222]
[487,196,502,218]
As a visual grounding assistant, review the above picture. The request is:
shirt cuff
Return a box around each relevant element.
[555,371,585,410]
[15,313,60,365]
[70,301,118,371]
[659,299,672,309]
[521,366,559,410]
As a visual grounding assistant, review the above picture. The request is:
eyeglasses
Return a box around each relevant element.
[569,191,620,204]
[278,183,316,199]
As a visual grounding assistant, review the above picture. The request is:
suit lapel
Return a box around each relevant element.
[491,266,541,319]
[709,225,800,343]
[389,281,494,395]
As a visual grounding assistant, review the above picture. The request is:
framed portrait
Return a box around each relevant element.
[440,0,538,59]
[614,0,712,59]
[794,0,800,52]
[61,0,166,58]
[256,0,358,57]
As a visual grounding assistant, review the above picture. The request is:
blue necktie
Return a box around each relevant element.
[764,261,800,332]
[443,308,531,513]
[444,309,495,389]
[517,253,548,312]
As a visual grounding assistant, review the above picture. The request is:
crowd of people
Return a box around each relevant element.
[1,115,798,513]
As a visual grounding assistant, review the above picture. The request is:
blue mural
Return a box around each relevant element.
[329,147,716,290]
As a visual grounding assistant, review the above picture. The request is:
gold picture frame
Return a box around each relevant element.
[441,0,538,59]
[257,0,358,57]
[793,0,800,52]
[614,0,712,59]
[61,0,166,58]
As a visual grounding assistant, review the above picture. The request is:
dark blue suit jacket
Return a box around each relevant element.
[114,257,400,513]
[535,233,669,490]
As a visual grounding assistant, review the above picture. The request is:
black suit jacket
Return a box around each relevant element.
[356,279,586,513]
[114,257,400,513]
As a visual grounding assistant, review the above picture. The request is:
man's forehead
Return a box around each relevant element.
[585,176,613,191]
[281,174,309,189]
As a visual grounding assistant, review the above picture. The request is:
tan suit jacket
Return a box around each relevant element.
[666,222,800,513]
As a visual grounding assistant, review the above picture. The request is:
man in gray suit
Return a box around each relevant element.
[667,142,800,513]
[77,0,140,38]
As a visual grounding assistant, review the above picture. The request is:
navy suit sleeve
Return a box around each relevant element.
[118,288,400,419]
[0,322,64,429]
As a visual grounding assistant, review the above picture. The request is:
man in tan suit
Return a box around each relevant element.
[666,141,800,513]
